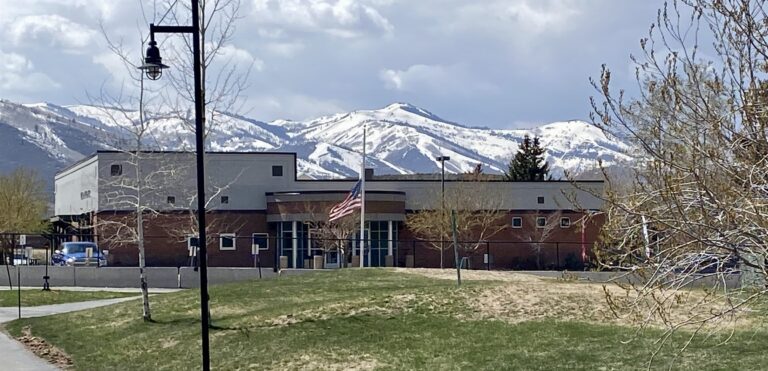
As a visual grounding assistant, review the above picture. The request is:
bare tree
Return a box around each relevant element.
[303,202,360,268]
[161,0,253,142]
[589,0,768,360]
[87,13,183,321]
[407,180,508,267]
[511,211,565,269]
[150,0,255,250]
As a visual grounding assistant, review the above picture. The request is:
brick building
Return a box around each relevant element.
[53,151,604,269]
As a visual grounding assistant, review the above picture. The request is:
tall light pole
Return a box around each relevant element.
[436,155,450,269]
[139,1,211,369]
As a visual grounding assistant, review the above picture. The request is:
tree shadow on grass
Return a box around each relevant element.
[150,317,200,327]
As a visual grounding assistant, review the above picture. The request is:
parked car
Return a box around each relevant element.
[52,242,107,267]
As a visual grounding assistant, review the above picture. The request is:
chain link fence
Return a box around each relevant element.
[0,233,589,271]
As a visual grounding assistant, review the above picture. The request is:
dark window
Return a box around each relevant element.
[221,196,229,204]
[110,164,122,176]
[272,165,283,177]
[511,217,522,228]
[252,233,269,251]
[220,234,236,250]
[560,217,571,228]
[537,196,545,204]
[536,217,546,228]
[167,196,176,204]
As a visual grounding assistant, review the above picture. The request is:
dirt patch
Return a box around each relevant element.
[17,326,73,369]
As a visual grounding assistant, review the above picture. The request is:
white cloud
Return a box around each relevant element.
[444,0,582,38]
[8,14,97,52]
[245,94,346,121]
[251,0,393,38]
[263,41,306,57]
[215,44,265,71]
[379,64,497,96]
[0,49,59,92]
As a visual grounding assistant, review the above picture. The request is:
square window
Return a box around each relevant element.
[272,165,283,177]
[511,217,522,228]
[221,196,229,204]
[110,164,122,176]
[220,233,236,250]
[536,217,546,228]
[252,233,269,251]
[537,196,545,204]
[167,196,176,204]
[560,217,571,228]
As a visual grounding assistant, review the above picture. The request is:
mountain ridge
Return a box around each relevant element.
[0,99,632,190]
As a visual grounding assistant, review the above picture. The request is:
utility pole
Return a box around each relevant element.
[436,156,450,269]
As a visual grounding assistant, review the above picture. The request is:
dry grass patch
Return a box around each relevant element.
[393,267,543,283]
[268,352,383,371]
[396,268,755,330]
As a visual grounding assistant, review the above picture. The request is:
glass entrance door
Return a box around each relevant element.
[325,248,340,269]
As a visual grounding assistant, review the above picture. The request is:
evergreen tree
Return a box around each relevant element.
[505,135,551,181]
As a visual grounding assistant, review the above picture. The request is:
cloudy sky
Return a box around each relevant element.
[0,0,664,129]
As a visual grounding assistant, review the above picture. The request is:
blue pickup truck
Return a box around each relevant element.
[52,242,107,267]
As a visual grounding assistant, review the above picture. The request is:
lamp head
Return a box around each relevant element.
[138,40,169,80]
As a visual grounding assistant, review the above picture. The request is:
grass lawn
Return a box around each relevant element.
[4,269,767,370]
[0,290,137,307]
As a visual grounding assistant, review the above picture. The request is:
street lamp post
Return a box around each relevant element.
[139,1,211,370]
[435,156,450,269]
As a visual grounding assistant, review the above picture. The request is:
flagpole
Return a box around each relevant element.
[360,124,366,268]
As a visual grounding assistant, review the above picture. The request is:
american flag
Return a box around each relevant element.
[329,180,362,222]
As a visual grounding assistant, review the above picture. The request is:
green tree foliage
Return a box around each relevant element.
[0,168,48,233]
[505,135,551,181]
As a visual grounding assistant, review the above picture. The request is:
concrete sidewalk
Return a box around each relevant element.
[0,286,182,293]
[0,296,140,370]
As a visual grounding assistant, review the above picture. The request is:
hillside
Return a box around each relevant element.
[0,99,632,188]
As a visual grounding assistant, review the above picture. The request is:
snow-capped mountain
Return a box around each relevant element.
[0,99,632,189]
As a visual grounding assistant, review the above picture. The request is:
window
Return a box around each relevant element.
[221,196,229,204]
[167,196,176,204]
[220,233,236,250]
[537,196,545,204]
[252,233,269,252]
[511,217,522,228]
[560,217,571,228]
[272,165,283,177]
[536,217,546,228]
[110,164,122,176]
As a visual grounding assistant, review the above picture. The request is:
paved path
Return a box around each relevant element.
[0,297,139,370]
[0,287,181,293]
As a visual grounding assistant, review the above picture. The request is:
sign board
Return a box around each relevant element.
[86,247,93,258]
[188,236,199,257]
[252,244,260,255]
[483,253,492,264]
[19,235,26,246]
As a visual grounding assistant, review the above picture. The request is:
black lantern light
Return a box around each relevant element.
[138,39,169,80]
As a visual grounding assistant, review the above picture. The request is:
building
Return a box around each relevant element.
[53,151,604,269]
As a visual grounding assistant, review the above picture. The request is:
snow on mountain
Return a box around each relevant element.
[0,99,632,187]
